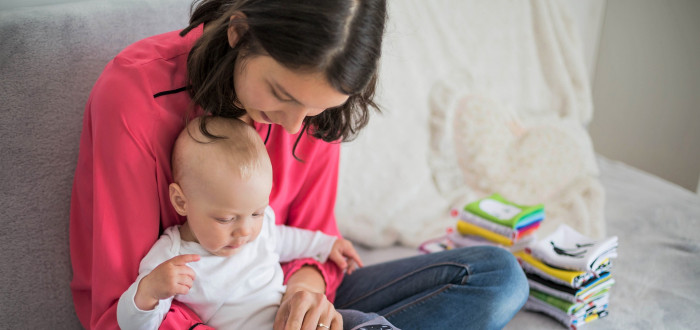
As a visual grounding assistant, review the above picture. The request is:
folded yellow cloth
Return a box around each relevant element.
[514,251,587,285]
[456,221,513,246]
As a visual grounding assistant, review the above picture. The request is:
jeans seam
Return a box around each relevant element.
[383,284,453,318]
[336,261,471,309]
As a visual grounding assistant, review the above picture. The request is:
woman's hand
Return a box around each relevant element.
[274,266,343,330]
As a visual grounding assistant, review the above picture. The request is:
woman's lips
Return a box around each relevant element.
[260,112,273,124]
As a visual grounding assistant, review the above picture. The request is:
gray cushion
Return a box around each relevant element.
[0,0,191,327]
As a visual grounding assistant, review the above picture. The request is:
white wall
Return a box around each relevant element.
[562,0,607,81]
[589,0,700,192]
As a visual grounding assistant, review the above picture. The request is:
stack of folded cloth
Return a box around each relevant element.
[449,194,544,251]
[514,224,618,329]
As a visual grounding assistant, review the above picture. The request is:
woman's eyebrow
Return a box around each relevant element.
[271,81,300,104]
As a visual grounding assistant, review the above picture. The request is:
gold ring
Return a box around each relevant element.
[318,323,330,329]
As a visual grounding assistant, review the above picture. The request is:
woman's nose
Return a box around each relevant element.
[281,106,309,134]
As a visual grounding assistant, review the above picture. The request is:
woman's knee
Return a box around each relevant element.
[453,246,529,306]
[477,246,528,310]
[457,247,528,327]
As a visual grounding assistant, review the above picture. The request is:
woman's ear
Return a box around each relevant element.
[169,183,188,216]
[227,12,248,48]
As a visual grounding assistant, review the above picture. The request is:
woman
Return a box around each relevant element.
[69,0,528,329]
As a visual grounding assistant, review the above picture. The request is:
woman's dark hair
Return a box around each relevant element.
[180,0,387,148]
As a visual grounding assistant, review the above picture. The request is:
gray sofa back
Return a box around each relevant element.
[0,0,192,327]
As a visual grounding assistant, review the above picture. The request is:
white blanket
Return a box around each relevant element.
[356,156,700,329]
[337,0,604,247]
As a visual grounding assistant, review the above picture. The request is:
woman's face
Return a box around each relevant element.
[233,55,350,134]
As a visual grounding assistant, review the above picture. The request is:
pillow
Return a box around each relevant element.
[429,72,605,238]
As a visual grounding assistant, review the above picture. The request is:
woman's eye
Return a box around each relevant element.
[270,86,293,102]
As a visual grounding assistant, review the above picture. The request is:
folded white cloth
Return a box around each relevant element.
[530,224,617,272]
[524,292,609,328]
[523,296,574,327]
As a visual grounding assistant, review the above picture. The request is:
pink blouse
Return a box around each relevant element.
[69,24,343,329]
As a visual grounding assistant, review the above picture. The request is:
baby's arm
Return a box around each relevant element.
[117,253,199,330]
[134,254,200,309]
[274,223,363,274]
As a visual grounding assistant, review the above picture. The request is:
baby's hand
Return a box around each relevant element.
[328,239,364,275]
[134,254,200,310]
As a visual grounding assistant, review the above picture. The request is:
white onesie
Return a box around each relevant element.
[117,206,337,330]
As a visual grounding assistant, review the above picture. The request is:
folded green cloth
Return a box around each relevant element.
[530,288,610,316]
[464,193,544,228]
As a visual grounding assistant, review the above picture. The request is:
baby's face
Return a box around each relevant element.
[183,167,272,257]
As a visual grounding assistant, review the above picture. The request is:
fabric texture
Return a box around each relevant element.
[336,0,603,248]
[338,310,400,330]
[529,224,618,272]
[3,1,700,329]
[429,75,604,240]
[117,207,337,330]
[335,246,529,329]
[68,23,343,330]
[0,1,195,328]
[353,157,700,329]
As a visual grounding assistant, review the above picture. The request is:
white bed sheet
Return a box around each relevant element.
[354,156,700,329]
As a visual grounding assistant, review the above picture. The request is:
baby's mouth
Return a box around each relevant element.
[226,240,247,249]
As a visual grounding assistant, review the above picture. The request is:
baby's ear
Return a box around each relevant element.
[169,183,188,216]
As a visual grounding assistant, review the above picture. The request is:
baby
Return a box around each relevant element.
[117,117,395,329]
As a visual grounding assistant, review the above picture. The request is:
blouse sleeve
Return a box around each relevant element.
[69,58,208,329]
[279,139,345,302]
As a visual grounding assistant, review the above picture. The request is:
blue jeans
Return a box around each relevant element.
[334,246,529,330]
[338,309,398,330]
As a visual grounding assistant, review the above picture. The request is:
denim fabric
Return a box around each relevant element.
[338,309,399,330]
[334,246,528,330]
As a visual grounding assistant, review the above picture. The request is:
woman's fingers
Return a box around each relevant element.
[329,310,343,330]
[301,303,323,330]
[283,291,312,330]
[273,300,289,330]
[318,307,341,330]
[274,291,339,330]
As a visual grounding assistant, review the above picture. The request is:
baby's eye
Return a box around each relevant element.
[215,217,235,223]
[252,213,263,218]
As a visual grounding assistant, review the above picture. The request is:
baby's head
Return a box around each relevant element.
[169,116,272,257]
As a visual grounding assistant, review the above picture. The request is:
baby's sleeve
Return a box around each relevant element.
[116,233,177,330]
[272,218,338,264]
[117,274,173,330]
